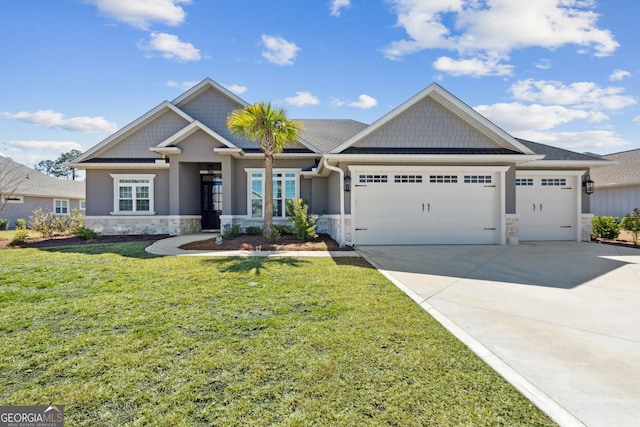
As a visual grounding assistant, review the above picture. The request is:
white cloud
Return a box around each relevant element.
[609,69,631,81]
[166,80,199,90]
[0,110,117,133]
[285,91,320,106]
[348,94,378,109]
[475,102,604,132]
[433,56,513,77]
[225,84,248,95]
[383,0,618,74]
[535,58,551,70]
[330,0,351,17]
[516,130,631,151]
[142,32,201,62]
[510,79,636,111]
[89,0,190,30]
[7,140,83,152]
[633,116,640,125]
[261,35,300,65]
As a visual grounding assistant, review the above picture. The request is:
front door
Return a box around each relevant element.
[201,174,222,229]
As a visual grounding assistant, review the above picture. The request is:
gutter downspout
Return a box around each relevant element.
[323,159,345,247]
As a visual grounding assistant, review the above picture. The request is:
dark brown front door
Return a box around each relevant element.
[201,174,222,229]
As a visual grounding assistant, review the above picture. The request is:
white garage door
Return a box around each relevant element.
[353,170,501,245]
[516,173,578,241]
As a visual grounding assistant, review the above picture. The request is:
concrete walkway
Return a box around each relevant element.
[145,233,359,257]
[357,242,640,427]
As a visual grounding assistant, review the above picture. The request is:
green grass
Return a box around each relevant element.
[0,243,556,426]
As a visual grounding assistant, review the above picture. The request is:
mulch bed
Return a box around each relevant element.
[593,237,639,249]
[2,234,169,249]
[180,234,353,251]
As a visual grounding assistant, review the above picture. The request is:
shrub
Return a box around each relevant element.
[15,218,26,230]
[29,208,85,239]
[73,226,100,240]
[286,198,318,241]
[272,224,294,237]
[245,226,263,235]
[0,219,9,231]
[591,215,620,240]
[223,224,242,239]
[8,229,29,246]
[620,208,640,245]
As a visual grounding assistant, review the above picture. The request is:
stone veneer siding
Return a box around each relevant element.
[505,214,519,246]
[581,214,594,242]
[85,215,201,236]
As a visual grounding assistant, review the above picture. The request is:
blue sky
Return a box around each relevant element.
[2,0,640,171]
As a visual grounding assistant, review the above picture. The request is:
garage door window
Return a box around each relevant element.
[430,175,458,183]
[464,175,492,184]
[541,178,567,186]
[516,178,533,186]
[394,175,422,183]
[359,175,388,183]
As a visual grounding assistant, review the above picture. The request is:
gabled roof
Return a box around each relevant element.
[152,120,240,151]
[330,83,536,155]
[297,119,368,153]
[72,102,193,164]
[0,157,85,199]
[588,148,640,187]
[172,78,249,109]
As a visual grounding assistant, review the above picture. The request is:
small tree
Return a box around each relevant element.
[287,198,318,241]
[621,208,640,245]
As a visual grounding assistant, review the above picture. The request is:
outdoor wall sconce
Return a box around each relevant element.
[344,172,351,192]
[583,174,595,194]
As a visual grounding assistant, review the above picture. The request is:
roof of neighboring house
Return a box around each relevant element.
[588,148,640,187]
[516,139,609,162]
[0,157,85,199]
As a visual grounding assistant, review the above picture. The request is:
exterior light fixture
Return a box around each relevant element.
[344,172,351,192]
[583,174,595,195]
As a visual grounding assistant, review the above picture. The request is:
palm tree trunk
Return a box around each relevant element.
[263,153,274,237]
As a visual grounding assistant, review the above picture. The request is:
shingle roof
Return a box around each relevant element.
[0,157,85,199]
[516,139,609,162]
[297,119,368,153]
[341,147,520,155]
[588,148,640,186]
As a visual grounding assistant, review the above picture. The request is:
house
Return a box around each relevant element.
[69,78,608,246]
[0,157,86,229]
[589,148,640,220]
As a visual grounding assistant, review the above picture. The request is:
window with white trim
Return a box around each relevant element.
[515,178,533,186]
[359,174,388,183]
[464,175,492,184]
[430,175,458,183]
[80,200,86,210]
[394,175,422,183]
[54,199,69,215]
[541,178,566,186]
[1,196,23,204]
[110,174,155,214]
[247,170,299,218]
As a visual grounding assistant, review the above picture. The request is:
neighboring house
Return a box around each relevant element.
[0,157,86,229]
[589,148,640,220]
[69,78,608,245]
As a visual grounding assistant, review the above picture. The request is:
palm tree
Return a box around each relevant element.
[227,101,303,237]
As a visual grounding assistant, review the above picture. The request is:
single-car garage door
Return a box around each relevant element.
[352,168,504,245]
[516,172,579,241]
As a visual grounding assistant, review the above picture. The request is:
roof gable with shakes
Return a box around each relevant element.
[331,83,536,155]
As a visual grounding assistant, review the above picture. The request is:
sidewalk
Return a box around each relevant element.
[145,233,359,257]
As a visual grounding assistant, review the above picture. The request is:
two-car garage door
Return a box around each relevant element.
[352,168,505,245]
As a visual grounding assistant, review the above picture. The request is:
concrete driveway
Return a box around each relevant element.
[357,242,640,427]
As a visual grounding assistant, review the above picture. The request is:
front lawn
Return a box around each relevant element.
[0,243,555,426]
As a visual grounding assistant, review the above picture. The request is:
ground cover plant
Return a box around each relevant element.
[0,243,555,426]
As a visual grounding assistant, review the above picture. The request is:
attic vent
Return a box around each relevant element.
[430,175,458,183]
[394,175,423,183]
[515,178,533,186]
[359,174,388,183]
[464,175,492,184]
[541,178,566,186]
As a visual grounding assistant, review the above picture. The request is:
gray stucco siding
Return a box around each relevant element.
[178,163,200,215]
[353,97,497,150]
[85,169,170,216]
